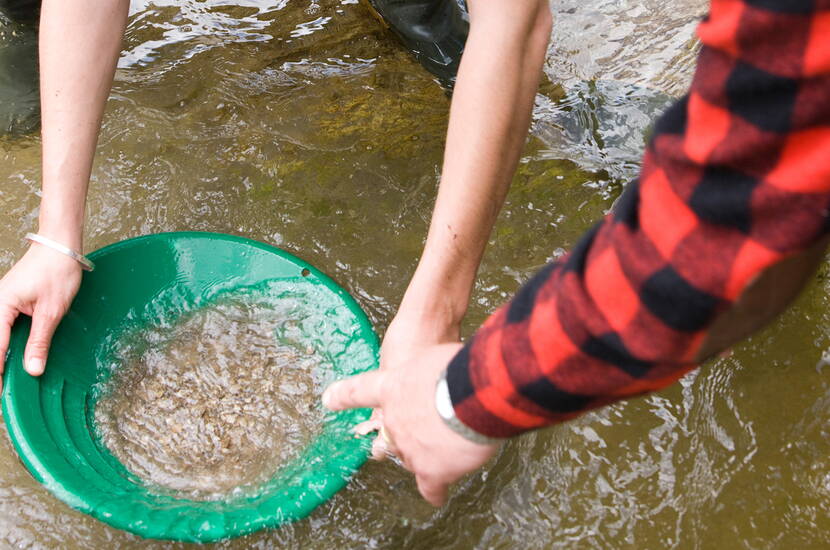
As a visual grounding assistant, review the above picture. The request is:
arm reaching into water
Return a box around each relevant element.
[0,0,128,389]
[363,0,552,456]
[377,0,552,376]
[325,0,830,504]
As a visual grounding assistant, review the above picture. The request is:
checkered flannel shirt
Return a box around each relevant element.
[446,0,830,438]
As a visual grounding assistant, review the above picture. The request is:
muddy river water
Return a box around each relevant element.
[2,0,830,548]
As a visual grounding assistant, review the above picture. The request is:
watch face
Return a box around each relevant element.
[435,376,455,419]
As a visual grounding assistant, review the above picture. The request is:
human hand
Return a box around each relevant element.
[352,307,461,458]
[379,309,460,368]
[323,342,501,506]
[0,243,83,392]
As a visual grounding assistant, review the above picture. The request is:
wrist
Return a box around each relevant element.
[435,368,504,446]
[37,204,85,251]
[400,265,473,328]
[25,233,95,271]
[396,292,465,340]
[34,226,84,252]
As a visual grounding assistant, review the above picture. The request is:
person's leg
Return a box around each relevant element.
[362,0,468,87]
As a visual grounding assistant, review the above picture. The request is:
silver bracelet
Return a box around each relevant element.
[25,233,95,271]
[435,368,504,446]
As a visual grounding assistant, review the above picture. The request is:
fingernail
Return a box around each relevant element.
[26,358,44,376]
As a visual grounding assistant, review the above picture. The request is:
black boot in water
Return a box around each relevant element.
[0,0,40,138]
[362,0,468,88]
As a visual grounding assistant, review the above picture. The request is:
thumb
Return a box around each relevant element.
[23,309,62,376]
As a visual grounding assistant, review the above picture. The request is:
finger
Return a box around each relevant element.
[322,370,385,411]
[23,308,62,376]
[0,305,19,392]
[368,408,384,424]
[416,475,449,507]
[370,435,389,461]
[387,453,407,469]
[353,417,382,436]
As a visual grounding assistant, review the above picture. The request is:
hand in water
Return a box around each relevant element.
[323,342,500,506]
[0,244,82,392]
[353,310,461,460]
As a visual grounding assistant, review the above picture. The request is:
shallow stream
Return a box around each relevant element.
[2,0,830,548]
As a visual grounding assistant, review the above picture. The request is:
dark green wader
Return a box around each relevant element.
[0,0,39,137]
[362,0,469,88]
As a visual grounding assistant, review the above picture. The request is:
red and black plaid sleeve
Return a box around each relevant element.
[446,0,830,438]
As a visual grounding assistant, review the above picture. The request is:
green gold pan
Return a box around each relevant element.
[1,232,379,542]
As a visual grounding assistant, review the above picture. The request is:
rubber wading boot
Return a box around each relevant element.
[0,0,40,137]
[361,0,468,88]
[0,0,38,23]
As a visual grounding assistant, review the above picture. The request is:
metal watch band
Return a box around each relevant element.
[25,233,95,272]
[435,368,504,446]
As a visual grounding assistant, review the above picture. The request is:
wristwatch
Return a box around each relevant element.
[434,368,504,446]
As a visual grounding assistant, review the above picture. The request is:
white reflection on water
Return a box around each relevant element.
[121,0,291,67]
[534,0,706,182]
[290,15,333,38]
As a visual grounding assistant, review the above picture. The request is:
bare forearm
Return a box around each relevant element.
[38,0,129,249]
[403,0,553,324]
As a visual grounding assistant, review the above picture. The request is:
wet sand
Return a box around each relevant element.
[94,297,321,500]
